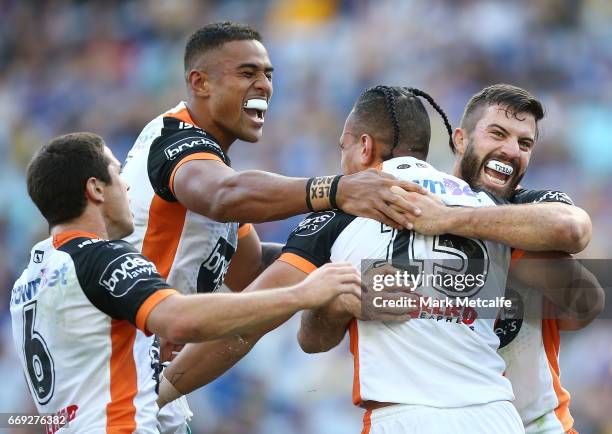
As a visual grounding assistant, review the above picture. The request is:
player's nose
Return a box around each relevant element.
[253,73,272,98]
[499,138,521,161]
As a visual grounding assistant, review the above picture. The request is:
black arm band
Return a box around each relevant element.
[329,175,343,209]
[306,177,315,212]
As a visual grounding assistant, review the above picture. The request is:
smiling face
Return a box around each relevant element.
[190,39,273,146]
[456,104,537,198]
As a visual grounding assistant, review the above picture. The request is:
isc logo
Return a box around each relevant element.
[164,136,220,160]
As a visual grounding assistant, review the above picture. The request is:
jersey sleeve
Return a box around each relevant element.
[60,239,176,335]
[147,117,230,202]
[279,211,356,273]
[511,188,574,205]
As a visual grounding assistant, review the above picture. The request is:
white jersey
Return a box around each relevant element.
[496,188,577,434]
[122,101,250,294]
[10,231,177,433]
[279,157,514,408]
[497,281,573,433]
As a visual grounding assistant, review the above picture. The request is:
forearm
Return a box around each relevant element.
[298,303,352,354]
[510,254,604,324]
[162,288,304,343]
[446,203,591,253]
[162,334,261,396]
[209,171,310,222]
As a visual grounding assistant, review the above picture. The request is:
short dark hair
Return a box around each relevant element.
[184,21,262,72]
[457,83,544,153]
[351,86,453,161]
[27,132,112,227]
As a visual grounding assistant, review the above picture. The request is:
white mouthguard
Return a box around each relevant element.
[243,99,268,111]
[486,160,514,176]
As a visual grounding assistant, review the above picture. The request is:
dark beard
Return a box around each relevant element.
[458,141,523,199]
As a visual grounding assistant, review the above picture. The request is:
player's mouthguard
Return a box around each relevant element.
[486,160,513,176]
[243,99,268,111]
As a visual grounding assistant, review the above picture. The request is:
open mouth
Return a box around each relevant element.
[483,159,514,186]
[243,98,267,124]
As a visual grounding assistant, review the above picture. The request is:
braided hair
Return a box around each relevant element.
[351,85,452,160]
[404,87,454,152]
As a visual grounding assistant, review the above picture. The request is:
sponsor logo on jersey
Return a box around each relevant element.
[33,250,44,263]
[411,293,479,329]
[411,177,476,196]
[397,164,411,169]
[11,264,69,305]
[77,238,103,249]
[495,287,524,348]
[533,190,574,206]
[294,211,336,237]
[197,237,236,292]
[164,135,221,160]
[99,253,159,297]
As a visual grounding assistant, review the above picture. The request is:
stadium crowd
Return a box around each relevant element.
[0,0,610,433]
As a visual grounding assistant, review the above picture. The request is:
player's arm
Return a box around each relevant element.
[298,263,417,353]
[392,187,591,254]
[173,159,424,229]
[509,251,604,330]
[157,259,314,406]
[158,211,356,402]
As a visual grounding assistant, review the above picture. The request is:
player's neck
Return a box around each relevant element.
[185,100,235,153]
[50,208,108,240]
[451,160,462,178]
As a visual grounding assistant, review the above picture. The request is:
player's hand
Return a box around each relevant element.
[360,263,419,321]
[390,186,451,235]
[159,337,184,363]
[336,169,428,230]
[298,262,361,309]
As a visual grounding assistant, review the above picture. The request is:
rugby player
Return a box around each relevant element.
[157,87,594,433]
[10,133,362,433]
[449,84,603,434]
[121,20,424,299]
[299,84,602,433]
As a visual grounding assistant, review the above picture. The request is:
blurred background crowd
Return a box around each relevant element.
[0,0,611,433]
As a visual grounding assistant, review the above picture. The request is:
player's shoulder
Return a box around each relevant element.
[511,188,574,205]
[290,210,357,238]
[282,210,358,268]
[57,234,162,298]
[151,102,228,164]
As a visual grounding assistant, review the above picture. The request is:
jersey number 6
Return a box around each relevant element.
[22,301,55,405]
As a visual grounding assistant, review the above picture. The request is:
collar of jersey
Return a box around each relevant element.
[52,230,102,249]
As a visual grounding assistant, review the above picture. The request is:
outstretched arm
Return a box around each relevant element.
[392,187,591,254]
[174,160,424,229]
[147,262,360,344]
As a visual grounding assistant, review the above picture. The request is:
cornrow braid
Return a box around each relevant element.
[405,87,454,151]
[372,85,401,152]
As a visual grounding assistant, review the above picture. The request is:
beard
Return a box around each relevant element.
[458,140,524,199]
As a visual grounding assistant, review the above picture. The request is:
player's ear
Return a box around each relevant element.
[360,133,376,166]
[187,69,210,98]
[453,128,466,156]
[85,177,105,204]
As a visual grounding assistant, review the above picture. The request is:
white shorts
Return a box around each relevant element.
[362,401,525,434]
